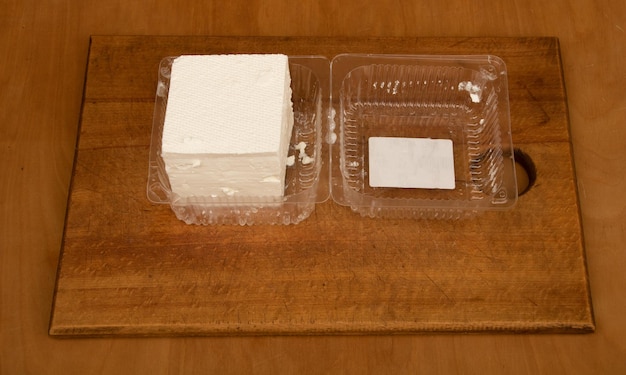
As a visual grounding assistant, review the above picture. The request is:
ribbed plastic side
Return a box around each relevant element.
[170,201,317,225]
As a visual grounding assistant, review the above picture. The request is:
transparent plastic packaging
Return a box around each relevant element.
[329,54,517,219]
[148,54,517,224]
[147,56,330,225]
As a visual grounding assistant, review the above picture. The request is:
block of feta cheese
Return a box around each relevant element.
[161,54,294,201]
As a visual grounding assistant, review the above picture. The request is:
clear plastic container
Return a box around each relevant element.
[329,54,517,219]
[147,56,331,225]
[148,54,517,224]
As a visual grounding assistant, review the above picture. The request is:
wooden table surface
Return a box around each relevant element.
[2,1,625,374]
[49,35,593,337]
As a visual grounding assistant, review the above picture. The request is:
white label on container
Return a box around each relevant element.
[368,137,455,189]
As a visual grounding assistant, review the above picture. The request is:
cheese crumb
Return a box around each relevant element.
[458,81,482,103]
[294,142,314,165]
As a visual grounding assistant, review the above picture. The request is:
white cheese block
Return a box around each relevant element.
[161,54,294,200]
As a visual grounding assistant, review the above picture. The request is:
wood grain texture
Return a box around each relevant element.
[48,36,593,337]
[3,0,626,374]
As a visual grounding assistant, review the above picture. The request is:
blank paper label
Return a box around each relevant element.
[368,137,455,189]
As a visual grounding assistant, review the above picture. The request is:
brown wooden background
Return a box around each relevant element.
[2,1,626,374]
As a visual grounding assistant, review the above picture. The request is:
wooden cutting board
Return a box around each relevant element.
[49,36,594,336]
